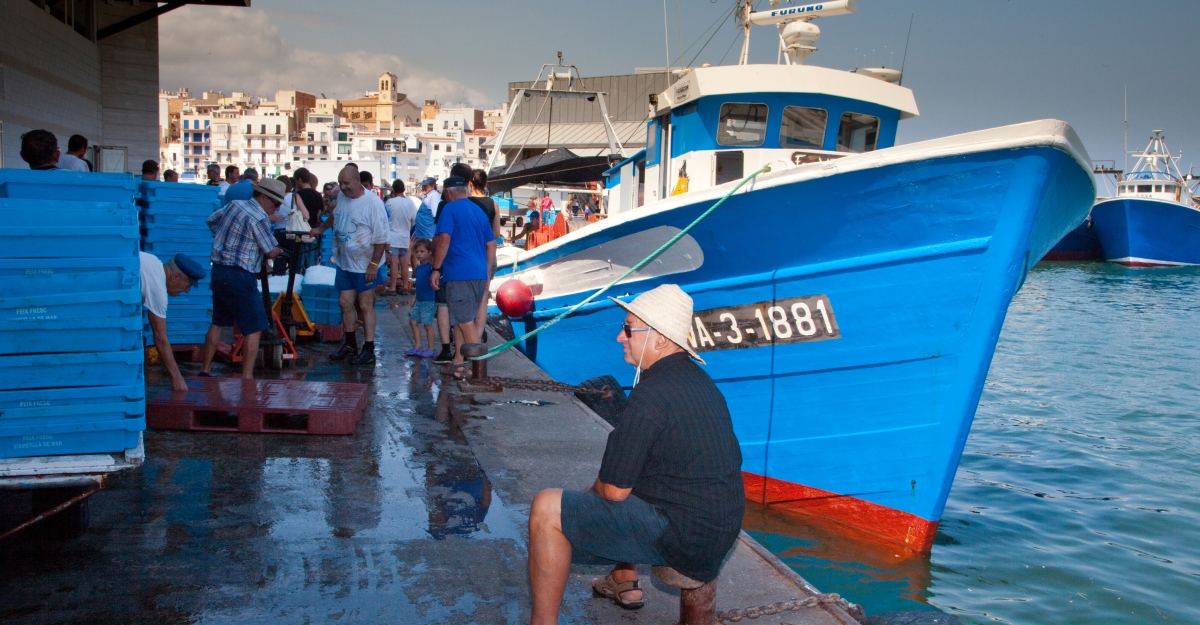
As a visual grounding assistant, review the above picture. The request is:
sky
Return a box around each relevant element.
[160,0,1200,172]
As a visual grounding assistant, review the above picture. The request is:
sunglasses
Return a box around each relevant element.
[622,323,652,338]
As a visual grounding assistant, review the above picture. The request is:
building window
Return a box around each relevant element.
[204,146,210,155]
[338,132,348,141]
[434,144,440,151]
[716,103,768,146]
[308,145,314,154]
[320,146,328,155]
[204,133,210,141]
[183,132,190,142]
[205,120,210,128]
[184,158,190,167]
[246,124,252,134]
[320,132,328,141]
[427,124,433,131]
[261,152,267,161]
[260,124,266,134]
[836,112,880,153]
[183,120,189,129]
[275,124,281,135]
[338,144,351,155]
[779,106,828,149]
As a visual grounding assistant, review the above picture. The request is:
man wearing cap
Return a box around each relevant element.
[526,284,745,622]
[199,178,285,379]
[414,176,439,240]
[308,165,389,365]
[140,252,207,392]
[429,175,496,375]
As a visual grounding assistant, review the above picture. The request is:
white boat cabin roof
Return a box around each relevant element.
[652,64,920,120]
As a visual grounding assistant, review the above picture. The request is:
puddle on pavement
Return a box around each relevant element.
[0,318,524,623]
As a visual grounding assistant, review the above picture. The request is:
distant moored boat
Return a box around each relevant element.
[1091,132,1200,267]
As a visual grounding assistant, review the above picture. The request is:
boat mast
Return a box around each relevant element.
[738,0,753,65]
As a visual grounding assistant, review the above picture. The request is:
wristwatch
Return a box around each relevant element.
[431,267,442,273]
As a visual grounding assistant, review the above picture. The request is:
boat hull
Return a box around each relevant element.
[494,123,1093,553]
[1042,218,1101,261]
[1091,197,1200,266]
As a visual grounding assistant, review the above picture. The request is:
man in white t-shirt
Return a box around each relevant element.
[56,134,91,172]
[384,179,420,294]
[140,252,208,391]
[309,165,389,365]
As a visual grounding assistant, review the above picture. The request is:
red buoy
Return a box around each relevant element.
[496,279,534,317]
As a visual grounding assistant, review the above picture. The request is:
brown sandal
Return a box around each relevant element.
[592,573,644,610]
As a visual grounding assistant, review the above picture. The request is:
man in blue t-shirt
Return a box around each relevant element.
[430,175,496,376]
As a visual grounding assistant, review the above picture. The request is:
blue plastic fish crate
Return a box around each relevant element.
[2,199,139,228]
[0,413,144,459]
[0,288,140,323]
[0,384,144,413]
[141,210,211,227]
[306,308,342,326]
[142,239,213,259]
[0,351,143,391]
[0,384,145,458]
[0,257,139,299]
[139,180,220,203]
[0,381,145,460]
[0,170,138,203]
[0,316,143,355]
[2,226,140,259]
[142,197,218,215]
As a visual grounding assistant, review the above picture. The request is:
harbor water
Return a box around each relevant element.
[745,262,1200,624]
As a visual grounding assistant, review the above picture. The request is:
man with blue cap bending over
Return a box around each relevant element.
[140,252,207,392]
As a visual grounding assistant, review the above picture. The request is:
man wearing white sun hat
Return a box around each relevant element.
[525,284,745,622]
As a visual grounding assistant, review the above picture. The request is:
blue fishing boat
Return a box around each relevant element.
[1042,218,1102,261]
[487,0,1094,553]
[1091,132,1200,266]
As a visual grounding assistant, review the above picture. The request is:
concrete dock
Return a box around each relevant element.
[0,299,859,624]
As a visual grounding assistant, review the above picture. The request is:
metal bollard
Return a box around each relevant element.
[460,343,488,381]
[654,566,716,625]
[679,580,717,625]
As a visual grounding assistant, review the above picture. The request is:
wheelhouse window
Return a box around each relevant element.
[1154,184,1163,192]
[717,103,768,146]
[1137,184,1152,193]
[836,112,880,153]
[779,106,828,149]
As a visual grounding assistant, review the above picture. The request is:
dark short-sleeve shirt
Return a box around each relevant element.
[297,188,324,228]
[598,352,745,583]
[434,198,492,282]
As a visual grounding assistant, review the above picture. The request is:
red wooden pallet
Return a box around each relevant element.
[147,378,368,435]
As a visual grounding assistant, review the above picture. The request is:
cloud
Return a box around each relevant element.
[159,6,492,107]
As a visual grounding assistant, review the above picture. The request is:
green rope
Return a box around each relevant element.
[475,164,772,361]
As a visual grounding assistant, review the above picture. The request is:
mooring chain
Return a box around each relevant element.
[481,376,613,397]
[716,593,860,623]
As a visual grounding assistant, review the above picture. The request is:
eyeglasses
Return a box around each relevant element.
[622,323,652,338]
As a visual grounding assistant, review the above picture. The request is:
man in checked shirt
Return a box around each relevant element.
[199,178,285,379]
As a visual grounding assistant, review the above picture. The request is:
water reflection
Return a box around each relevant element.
[742,502,938,615]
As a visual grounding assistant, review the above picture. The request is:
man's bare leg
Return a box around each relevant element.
[199,324,223,374]
[387,253,399,291]
[338,289,357,334]
[437,305,451,348]
[529,488,571,625]
[358,289,376,342]
[241,331,261,380]
[453,321,479,366]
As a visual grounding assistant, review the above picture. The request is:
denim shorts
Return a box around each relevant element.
[561,490,669,566]
[409,300,436,325]
[210,264,269,335]
[334,267,378,293]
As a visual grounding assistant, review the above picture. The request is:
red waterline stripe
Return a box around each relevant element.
[743,472,938,554]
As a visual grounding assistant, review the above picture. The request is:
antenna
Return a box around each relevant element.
[899,13,913,85]
[1123,85,1128,173]
[663,0,672,74]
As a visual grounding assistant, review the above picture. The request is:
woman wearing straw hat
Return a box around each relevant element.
[527,284,745,621]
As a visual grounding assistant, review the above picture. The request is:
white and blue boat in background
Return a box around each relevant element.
[488,0,1095,553]
[1091,131,1200,266]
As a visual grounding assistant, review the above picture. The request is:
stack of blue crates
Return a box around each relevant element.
[139,181,219,346]
[0,170,145,459]
[301,266,341,326]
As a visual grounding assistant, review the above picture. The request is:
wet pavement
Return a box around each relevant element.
[0,297,854,624]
